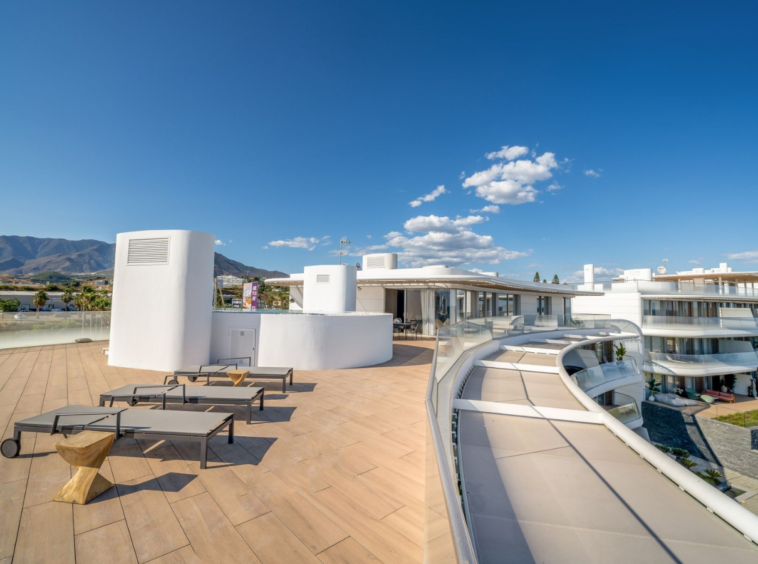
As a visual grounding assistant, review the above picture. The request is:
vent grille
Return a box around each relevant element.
[316,274,330,283]
[366,256,385,269]
[127,238,170,265]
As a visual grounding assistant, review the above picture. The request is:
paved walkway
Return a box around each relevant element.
[0,340,432,564]
[458,341,758,564]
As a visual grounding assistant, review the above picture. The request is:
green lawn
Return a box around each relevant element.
[714,409,758,428]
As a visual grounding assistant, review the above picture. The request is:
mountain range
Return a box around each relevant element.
[0,235,287,279]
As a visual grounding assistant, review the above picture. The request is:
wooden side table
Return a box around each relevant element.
[53,430,114,505]
[227,369,249,387]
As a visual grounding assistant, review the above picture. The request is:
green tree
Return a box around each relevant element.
[551,274,560,284]
[1,298,20,312]
[61,289,74,311]
[33,290,49,317]
[533,271,540,283]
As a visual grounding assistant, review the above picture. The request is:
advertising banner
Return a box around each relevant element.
[242,282,259,310]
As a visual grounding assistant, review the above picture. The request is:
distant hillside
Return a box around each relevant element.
[214,253,287,279]
[0,235,287,279]
[0,236,115,275]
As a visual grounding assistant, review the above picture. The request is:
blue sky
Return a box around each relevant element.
[1,1,757,281]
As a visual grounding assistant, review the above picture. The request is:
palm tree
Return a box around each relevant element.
[32,290,49,318]
[61,289,74,311]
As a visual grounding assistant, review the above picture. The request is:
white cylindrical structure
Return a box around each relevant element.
[108,230,215,372]
[303,265,357,313]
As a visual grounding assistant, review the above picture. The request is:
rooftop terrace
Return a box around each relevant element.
[0,340,432,564]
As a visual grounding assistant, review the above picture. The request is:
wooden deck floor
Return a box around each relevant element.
[0,339,433,564]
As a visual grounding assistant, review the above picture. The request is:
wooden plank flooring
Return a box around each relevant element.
[0,339,433,563]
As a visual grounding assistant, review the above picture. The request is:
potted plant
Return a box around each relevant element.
[647,375,661,401]
[613,343,627,362]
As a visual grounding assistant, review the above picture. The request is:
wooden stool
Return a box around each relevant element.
[53,431,114,505]
[227,369,249,387]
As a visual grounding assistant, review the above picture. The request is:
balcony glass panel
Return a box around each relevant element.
[606,392,640,424]
[0,311,111,349]
[571,359,639,392]
[642,316,758,331]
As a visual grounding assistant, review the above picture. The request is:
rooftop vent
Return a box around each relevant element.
[362,253,398,270]
[127,238,170,265]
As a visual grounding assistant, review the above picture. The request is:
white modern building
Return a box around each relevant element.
[268,253,599,336]
[573,263,758,399]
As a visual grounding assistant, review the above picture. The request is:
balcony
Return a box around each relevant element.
[604,391,642,424]
[642,315,758,337]
[570,359,641,396]
[605,280,758,298]
[644,351,758,377]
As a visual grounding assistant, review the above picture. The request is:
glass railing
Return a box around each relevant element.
[464,313,615,337]
[606,392,641,424]
[610,280,758,298]
[571,359,639,392]
[646,351,758,367]
[0,311,111,349]
[642,315,758,331]
[425,316,644,563]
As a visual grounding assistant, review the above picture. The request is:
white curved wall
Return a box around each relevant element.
[109,230,215,372]
[211,311,392,370]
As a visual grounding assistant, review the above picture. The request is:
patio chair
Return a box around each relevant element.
[168,361,294,392]
[684,387,700,401]
[1,405,234,469]
[99,383,264,424]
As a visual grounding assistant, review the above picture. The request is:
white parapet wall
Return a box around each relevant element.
[210,311,392,370]
[108,230,215,372]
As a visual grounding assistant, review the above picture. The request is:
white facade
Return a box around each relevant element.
[108,230,216,372]
[272,259,595,336]
[573,263,758,398]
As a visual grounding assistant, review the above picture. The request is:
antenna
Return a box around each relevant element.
[338,237,352,265]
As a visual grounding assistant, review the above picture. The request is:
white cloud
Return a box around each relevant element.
[584,169,602,178]
[688,259,702,266]
[564,266,623,283]
[485,145,529,161]
[267,237,324,251]
[725,250,758,264]
[215,239,225,246]
[470,205,500,214]
[463,149,561,205]
[343,213,529,267]
[404,214,487,234]
[366,235,372,239]
[546,183,562,192]
[409,185,447,207]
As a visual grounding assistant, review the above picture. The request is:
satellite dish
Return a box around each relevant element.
[657,266,667,274]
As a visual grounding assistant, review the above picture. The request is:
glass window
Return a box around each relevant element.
[456,290,466,322]
[537,296,551,315]
[435,290,451,330]
[496,294,513,316]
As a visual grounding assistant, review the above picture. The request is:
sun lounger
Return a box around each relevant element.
[98,384,264,424]
[0,405,234,469]
[168,359,294,392]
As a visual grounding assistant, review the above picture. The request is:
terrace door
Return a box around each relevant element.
[230,328,256,367]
